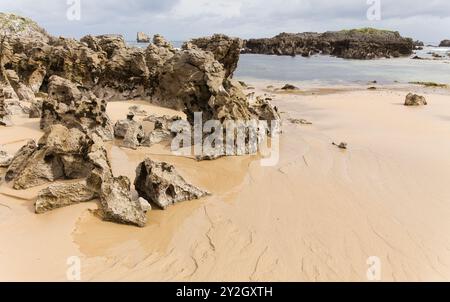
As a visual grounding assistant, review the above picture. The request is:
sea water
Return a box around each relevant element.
[128,41,450,86]
[235,47,450,85]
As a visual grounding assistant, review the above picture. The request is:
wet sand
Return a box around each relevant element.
[1,84,450,281]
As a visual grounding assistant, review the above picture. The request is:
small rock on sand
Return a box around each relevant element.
[405,93,427,106]
[333,142,348,150]
[281,84,300,91]
[288,118,312,125]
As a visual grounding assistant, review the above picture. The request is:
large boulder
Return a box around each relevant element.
[134,158,209,209]
[153,46,253,124]
[11,125,93,189]
[35,182,97,214]
[41,76,114,141]
[99,46,149,100]
[87,138,148,227]
[99,176,148,227]
[189,34,243,77]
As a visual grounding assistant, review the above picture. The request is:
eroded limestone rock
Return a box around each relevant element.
[35,182,96,214]
[41,75,114,141]
[141,114,182,147]
[122,121,145,150]
[5,140,38,182]
[12,125,93,189]
[189,34,243,77]
[134,158,209,209]
[87,138,148,227]
[113,113,145,149]
[99,176,148,227]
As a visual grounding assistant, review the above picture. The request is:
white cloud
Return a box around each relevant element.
[171,0,242,19]
[0,0,449,43]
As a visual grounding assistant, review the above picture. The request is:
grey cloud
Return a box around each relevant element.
[0,0,449,43]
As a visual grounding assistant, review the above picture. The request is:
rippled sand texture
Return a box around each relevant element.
[1,86,450,281]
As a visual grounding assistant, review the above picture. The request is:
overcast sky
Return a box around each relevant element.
[1,0,449,43]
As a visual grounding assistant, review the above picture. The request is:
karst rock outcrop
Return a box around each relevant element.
[134,158,210,209]
[189,34,243,77]
[41,75,114,141]
[9,125,93,189]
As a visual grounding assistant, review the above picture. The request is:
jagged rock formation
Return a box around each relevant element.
[122,120,145,150]
[87,137,148,227]
[2,14,280,139]
[243,28,414,59]
[113,113,145,149]
[114,113,136,138]
[153,44,259,125]
[100,176,148,227]
[5,140,37,182]
[5,69,35,101]
[134,158,210,209]
[8,126,148,226]
[137,32,150,43]
[41,75,114,141]
[0,14,283,226]
[10,125,93,189]
[142,114,181,147]
[405,93,427,106]
[0,13,50,42]
[439,40,450,47]
[250,96,281,132]
[189,34,243,77]
[35,182,96,214]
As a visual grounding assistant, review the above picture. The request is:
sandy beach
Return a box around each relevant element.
[2,82,450,281]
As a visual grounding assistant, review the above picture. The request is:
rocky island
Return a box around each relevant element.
[439,40,450,47]
[242,28,415,59]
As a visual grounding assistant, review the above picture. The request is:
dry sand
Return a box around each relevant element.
[1,84,450,281]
